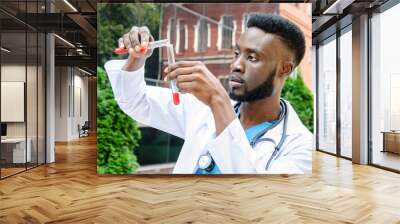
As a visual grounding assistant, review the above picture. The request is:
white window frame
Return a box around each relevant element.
[176,19,181,53]
[167,18,174,45]
[184,24,188,50]
[193,21,199,53]
[232,19,237,47]
[207,23,211,48]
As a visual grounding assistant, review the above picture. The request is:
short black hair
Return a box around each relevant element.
[247,13,305,66]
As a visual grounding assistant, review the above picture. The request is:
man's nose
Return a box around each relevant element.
[230,57,244,73]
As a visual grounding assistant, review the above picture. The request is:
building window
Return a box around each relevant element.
[176,20,186,53]
[167,18,177,47]
[371,4,400,171]
[221,15,234,49]
[317,36,337,155]
[197,19,208,52]
[339,28,352,158]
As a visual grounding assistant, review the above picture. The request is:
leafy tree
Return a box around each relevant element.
[97,67,141,174]
[282,70,314,132]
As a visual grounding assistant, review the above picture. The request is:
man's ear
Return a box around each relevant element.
[278,61,294,78]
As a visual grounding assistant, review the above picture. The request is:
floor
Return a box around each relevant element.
[0,135,400,223]
[1,163,44,178]
[0,167,26,177]
[372,150,400,171]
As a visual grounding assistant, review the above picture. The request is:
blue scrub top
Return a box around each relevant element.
[195,120,275,174]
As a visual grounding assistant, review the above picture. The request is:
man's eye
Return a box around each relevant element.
[248,55,257,62]
[234,51,240,57]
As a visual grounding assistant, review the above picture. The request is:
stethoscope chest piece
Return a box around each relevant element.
[198,153,215,172]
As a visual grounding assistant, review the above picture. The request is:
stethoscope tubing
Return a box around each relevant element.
[235,99,289,170]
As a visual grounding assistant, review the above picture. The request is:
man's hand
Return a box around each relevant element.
[119,26,154,72]
[165,61,226,106]
[165,61,236,135]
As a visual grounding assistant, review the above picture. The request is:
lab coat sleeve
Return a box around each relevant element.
[104,59,186,139]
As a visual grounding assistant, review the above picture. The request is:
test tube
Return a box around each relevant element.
[113,39,170,54]
[166,44,180,105]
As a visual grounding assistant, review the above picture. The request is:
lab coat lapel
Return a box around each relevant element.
[261,101,300,142]
[260,117,284,144]
[173,112,215,174]
[256,100,295,145]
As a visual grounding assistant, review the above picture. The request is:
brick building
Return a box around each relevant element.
[161,3,312,89]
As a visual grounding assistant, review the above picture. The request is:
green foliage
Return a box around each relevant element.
[97,3,161,174]
[282,70,314,132]
[97,67,142,174]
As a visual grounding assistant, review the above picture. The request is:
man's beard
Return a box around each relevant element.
[229,69,276,102]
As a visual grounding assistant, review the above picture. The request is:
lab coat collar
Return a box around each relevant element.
[232,99,305,136]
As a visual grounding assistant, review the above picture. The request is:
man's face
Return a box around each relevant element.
[229,27,284,102]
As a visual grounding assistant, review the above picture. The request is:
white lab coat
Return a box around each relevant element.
[105,59,313,174]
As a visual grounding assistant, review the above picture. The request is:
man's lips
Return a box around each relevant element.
[229,80,243,88]
[229,73,244,88]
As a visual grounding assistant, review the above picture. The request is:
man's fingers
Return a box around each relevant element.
[120,26,154,56]
[129,26,140,51]
[123,33,131,49]
[139,26,150,47]
[176,81,198,93]
[166,61,202,73]
[176,74,198,83]
[166,66,201,81]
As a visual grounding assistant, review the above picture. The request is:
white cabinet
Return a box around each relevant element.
[1,138,31,163]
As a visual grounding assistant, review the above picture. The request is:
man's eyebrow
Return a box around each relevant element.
[235,44,265,57]
[246,47,264,57]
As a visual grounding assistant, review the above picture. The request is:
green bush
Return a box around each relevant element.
[97,3,161,173]
[282,70,314,132]
[97,67,142,174]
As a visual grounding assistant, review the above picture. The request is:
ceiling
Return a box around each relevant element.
[312,0,390,43]
[0,0,97,73]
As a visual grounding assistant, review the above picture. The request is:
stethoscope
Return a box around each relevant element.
[197,99,289,172]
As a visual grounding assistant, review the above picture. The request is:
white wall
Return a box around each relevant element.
[1,65,37,138]
[55,66,68,141]
[1,63,46,164]
[54,67,89,141]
